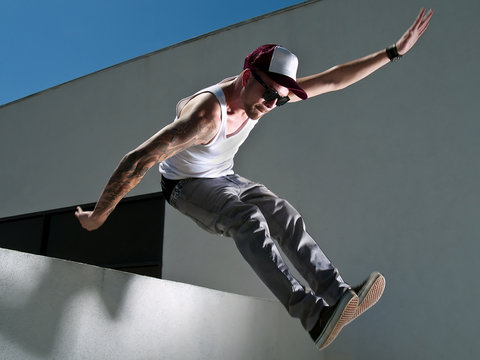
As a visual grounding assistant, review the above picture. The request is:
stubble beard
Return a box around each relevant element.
[244,102,268,120]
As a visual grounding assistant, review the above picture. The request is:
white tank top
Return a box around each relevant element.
[159,80,257,179]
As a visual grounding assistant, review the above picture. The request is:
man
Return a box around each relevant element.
[76,8,433,350]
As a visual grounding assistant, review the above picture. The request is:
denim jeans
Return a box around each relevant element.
[162,174,349,331]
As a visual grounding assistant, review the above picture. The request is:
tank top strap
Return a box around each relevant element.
[174,84,228,145]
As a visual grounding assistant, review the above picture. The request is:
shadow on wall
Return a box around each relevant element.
[0,254,132,357]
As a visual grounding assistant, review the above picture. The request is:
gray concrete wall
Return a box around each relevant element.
[1,0,479,359]
[0,247,319,359]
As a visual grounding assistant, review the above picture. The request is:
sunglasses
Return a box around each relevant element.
[251,71,290,106]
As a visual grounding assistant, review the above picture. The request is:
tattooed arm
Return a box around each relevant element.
[75,92,221,231]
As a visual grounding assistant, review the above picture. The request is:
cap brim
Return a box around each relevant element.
[268,72,308,100]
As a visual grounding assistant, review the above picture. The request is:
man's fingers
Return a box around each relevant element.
[417,8,426,23]
[418,9,433,29]
[417,9,433,37]
[418,22,430,38]
[412,8,426,29]
[413,8,433,32]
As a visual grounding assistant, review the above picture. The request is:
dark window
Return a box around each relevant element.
[0,193,165,278]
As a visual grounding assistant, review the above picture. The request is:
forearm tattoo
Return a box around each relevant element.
[93,115,217,217]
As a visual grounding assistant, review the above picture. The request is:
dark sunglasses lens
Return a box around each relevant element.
[258,78,290,106]
[262,88,278,102]
[276,96,290,106]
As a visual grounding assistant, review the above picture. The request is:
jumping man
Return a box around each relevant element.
[76,9,433,350]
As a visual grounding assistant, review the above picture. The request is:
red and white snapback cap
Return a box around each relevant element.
[243,44,308,100]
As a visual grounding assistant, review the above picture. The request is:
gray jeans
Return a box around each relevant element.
[163,174,349,331]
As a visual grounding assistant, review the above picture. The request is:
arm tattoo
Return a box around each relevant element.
[93,114,218,217]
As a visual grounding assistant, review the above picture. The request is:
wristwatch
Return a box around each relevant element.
[386,44,402,61]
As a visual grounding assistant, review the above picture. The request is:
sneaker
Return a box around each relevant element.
[349,271,385,323]
[309,290,358,350]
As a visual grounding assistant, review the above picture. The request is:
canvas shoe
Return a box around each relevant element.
[349,271,385,323]
[309,290,358,350]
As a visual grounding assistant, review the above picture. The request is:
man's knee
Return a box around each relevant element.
[269,199,306,243]
[234,203,265,226]
[225,204,269,240]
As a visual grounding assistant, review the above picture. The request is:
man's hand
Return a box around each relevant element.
[396,8,434,56]
[75,206,106,231]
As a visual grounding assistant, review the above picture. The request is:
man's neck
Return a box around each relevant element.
[222,75,246,118]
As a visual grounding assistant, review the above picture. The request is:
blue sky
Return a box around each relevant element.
[0,0,307,106]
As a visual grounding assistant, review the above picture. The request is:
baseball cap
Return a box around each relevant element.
[243,44,308,100]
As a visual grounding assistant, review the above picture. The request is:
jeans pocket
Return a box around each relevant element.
[169,179,188,208]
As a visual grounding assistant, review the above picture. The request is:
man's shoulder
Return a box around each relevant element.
[177,77,234,113]
[177,91,221,121]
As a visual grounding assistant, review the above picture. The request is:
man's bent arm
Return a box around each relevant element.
[291,8,433,100]
[75,93,221,231]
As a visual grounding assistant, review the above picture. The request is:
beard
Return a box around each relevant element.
[244,102,269,120]
[240,83,273,120]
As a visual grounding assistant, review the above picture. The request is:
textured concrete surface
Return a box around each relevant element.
[0,248,320,360]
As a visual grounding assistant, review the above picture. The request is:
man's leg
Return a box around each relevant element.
[239,177,385,325]
[168,176,327,330]
[167,175,360,349]
[239,178,349,305]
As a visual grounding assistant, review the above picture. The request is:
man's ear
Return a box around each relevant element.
[242,69,251,87]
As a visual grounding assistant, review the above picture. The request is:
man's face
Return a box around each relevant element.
[241,70,290,120]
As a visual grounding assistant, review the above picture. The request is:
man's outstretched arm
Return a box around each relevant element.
[290,8,434,101]
[75,93,221,231]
